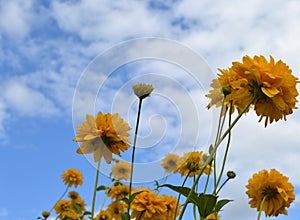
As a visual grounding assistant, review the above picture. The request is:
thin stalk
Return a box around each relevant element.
[214,103,233,195]
[91,160,101,219]
[257,195,267,220]
[128,98,143,213]
[178,96,256,219]
[49,186,69,213]
[174,173,190,220]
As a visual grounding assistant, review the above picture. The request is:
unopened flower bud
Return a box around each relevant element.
[221,86,232,96]
[42,211,50,218]
[227,171,236,179]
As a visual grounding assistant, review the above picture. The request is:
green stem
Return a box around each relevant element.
[214,103,232,195]
[216,178,230,195]
[91,160,101,219]
[178,96,256,220]
[128,98,143,213]
[257,195,267,220]
[49,186,69,213]
[174,173,190,220]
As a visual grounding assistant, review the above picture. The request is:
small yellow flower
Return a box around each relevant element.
[175,151,212,177]
[94,210,112,220]
[61,168,83,187]
[41,211,50,218]
[111,160,131,180]
[130,188,167,220]
[107,201,127,220]
[73,112,131,163]
[160,194,180,219]
[206,213,221,220]
[161,153,180,173]
[246,169,295,217]
[132,83,154,99]
[107,184,130,199]
[68,191,79,200]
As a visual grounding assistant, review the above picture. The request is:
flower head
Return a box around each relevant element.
[246,169,295,217]
[130,188,168,220]
[206,55,299,126]
[107,184,130,199]
[94,210,112,220]
[175,151,212,177]
[73,112,131,163]
[61,168,83,187]
[107,201,127,220]
[161,153,180,173]
[160,194,180,219]
[111,160,131,180]
[132,83,154,99]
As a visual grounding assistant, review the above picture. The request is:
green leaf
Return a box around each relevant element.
[197,193,217,217]
[159,184,200,205]
[215,199,233,212]
[121,191,144,205]
[82,211,92,216]
[96,185,108,191]
[121,212,130,220]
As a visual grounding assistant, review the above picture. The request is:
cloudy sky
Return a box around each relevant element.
[1,0,300,219]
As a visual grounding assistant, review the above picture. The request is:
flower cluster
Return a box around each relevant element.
[206,55,299,126]
[40,55,298,220]
[54,191,86,220]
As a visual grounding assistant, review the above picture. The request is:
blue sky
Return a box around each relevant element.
[1,0,300,219]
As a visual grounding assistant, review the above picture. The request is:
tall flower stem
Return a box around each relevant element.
[91,159,101,219]
[257,195,267,220]
[174,172,190,220]
[128,98,143,213]
[214,103,233,195]
[178,96,257,219]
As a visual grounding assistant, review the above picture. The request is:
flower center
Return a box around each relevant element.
[263,186,279,200]
[168,160,176,167]
[119,168,126,174]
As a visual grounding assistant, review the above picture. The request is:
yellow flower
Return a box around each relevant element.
[232,55,299,126]
[68,191,79,200]
[73,112,131,163]
[160,194,180,219]
[161,153,180,173]
[207,55,299,126]
[111,160,131,180]
[206,213,221,220]
[94,210,112,220]
[61,168,83,187]
[246,169,295,217]
[175,151,212,177]
[107,184,130,199]
[107,201,126,220]
[132,83,154,99]
[130,188,167,220]
[41,211,50,218]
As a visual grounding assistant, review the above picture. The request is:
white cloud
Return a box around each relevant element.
[2,80,59,117]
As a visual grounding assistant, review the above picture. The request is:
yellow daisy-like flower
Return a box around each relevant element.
[94,210,112,220]
[175,151,212,177]
[160,194,180,220]
[161,153,180,173]
[246,169,295,217]
[111,160,131,180]
[132,83,154,99]
[206,55,299,126]
[61,168,83,187]
[73,112,131,163]
[107,201,126,220]
[68,191,79,200]
[130,188,167,220]
[107,184,130,199]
